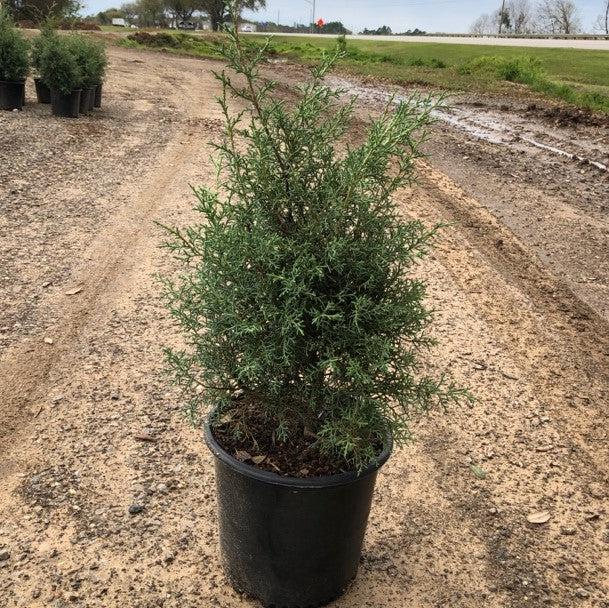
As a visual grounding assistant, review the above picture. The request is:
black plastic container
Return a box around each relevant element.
[79,87,94,114]
[34,78,51,104]
[86,86,96,111]
[0,80,25,110]
[51,89,81,118]
[93,83,102,108]
[204,419,392,608]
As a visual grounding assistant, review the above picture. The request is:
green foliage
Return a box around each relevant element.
[38,36,81,94]
[0,8,30,82]
[162,26,469,472]
[31,25,58,75]
[460,55,543,82]
[64,35,105,87]
[336,34,347,54]
[245,35,609,114]
[407,56,447,69]
[4,0,82,23]
[461,54,609,112]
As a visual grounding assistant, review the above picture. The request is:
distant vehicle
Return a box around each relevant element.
[239,23,256,32]
[178,21,197,30]
[111,18,126,27]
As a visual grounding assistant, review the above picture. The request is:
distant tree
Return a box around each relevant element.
[200,0,265,31]
[537,0,581,34]
[5,0,81,22]
[471,1,536,35]
[507,0,536,34]
[397,28,426,35]
[96,7,125,24]
[120,1,139,23]
[361,25,392,35]
[165,0,203,23]
[594,0,609,33]
[499,7,511,32]
[320,21,349,35]
[125,0,166,26]
[469,13,497,34]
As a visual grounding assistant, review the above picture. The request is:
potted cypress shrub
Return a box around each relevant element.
[0,9,29,111]
[39,36,82,118]
[90,40,107,109]
[31,26,57,104]
[162,14,469,608]
[65,35,98,113]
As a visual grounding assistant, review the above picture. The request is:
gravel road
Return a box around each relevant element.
[1,46,608,608]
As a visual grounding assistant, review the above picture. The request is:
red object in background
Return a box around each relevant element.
[316,18,325,27]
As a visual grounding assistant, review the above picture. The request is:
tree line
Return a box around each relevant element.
[5,0,266,29]
[471,0,609,35]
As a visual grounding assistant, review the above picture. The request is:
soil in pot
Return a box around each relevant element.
[51,89,81,118]
[206,417,392,608]
[34,78,51,104]
[79,87,94,114]
[93,83,102,108]
[0,80,25,111]
[213,406,383,478]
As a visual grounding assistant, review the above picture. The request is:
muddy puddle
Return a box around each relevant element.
[328,76,609,173]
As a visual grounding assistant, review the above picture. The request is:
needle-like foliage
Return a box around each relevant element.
[162,15,468,472]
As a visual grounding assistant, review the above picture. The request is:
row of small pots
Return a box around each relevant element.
[0,78,103,117]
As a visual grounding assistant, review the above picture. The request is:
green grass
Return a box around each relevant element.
[117,31,609,112]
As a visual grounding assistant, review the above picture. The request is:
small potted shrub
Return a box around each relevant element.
[65,35,98,113]
[39,36,82,118]
[89,40,107,108]
[0,9,29,111]
[31,26,57,104]
[162,16,468,608]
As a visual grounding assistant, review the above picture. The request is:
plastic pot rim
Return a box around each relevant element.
[204,409,392,489]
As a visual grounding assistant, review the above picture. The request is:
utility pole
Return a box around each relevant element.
[498,0,507,35]
[305,0,316,33]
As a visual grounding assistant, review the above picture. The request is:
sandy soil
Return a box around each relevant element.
[1,46,608,608]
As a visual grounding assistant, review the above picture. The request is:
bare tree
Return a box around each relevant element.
[507,0,536,34]
[469,12,498,34]
[594,0,609,33]
[537,0,581,34]
[470,2,535,35]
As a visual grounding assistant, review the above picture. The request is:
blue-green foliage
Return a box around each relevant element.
[162,30,468,471]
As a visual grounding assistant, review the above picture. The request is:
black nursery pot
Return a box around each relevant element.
[93,83,102,108]
[51,89,81,118]
[0,80,25,111]
[204,419,392,608]
[79,87,94,114]
[34,78,51,104]
[87,86,96,111]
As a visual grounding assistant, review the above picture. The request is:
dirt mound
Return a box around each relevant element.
[526,102,609,127]
[127,31,179,47]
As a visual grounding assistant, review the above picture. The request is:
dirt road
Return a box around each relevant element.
[1,46,608,608]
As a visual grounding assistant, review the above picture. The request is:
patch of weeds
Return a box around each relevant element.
[407,57,447,69]
[461,54,609,113]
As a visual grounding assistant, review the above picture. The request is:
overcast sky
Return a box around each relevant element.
[84,0,604,33]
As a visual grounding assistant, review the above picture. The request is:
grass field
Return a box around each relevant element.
[118,31,609,112]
